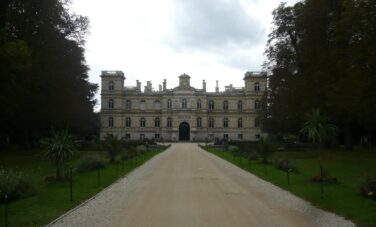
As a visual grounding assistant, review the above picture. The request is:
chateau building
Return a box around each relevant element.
[100,71,267,141]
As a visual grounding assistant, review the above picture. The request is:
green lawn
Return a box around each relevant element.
[206,147,376,227]
[0,146,168,227]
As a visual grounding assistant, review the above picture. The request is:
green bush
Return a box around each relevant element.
[246,151,258,160]
[76,155,106,173]
[0,170,36,203]
[136,145,147,154]
[360,176,376,199]
[274,158,299,173]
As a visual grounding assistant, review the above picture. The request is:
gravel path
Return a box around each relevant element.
[49,143,355,227]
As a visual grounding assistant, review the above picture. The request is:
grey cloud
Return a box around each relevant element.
[167,0,265,51]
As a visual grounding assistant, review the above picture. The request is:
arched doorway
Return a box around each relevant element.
[179,122,190,141]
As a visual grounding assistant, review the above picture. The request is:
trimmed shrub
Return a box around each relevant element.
[136,145,147,154]
[274,159,299,173]
[76,155,106,173]
[0,170,36,203]
[360,177,376,200]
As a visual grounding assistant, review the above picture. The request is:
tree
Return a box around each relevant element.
[264,0,376,147]
[0,0,98,147]
[101,135,123,164]
[300,108,338,197]
[42,130,75,179]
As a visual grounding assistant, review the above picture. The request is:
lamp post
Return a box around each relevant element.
[5,194,8,227]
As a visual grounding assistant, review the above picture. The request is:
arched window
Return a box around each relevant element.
[255,117,260,128]
[238,118,243,128]
[140,100,146,110]
[126,100,131,110]
[155,117,160,127]
[109,81,114,91]
[140,117,146,127]
[108,99,114,109]
[182,98,187,109]
[255,82,260,92]
[209,117,214,128]
[154,100,161,110]
[209,100,214,110]
[167,117,172,128]
[223,118,228,128]
[197,99,202,109]
[255,100,260,110]
[108,117,114,128]
[125,117,131,127]
[238,100,243,112]
[223,100,229,111]
[197,117,202,128]
[167,99,172,110]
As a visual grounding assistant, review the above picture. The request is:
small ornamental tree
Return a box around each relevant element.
[300,108,338,197]
[101,134,123,164]
[42,130,76,180]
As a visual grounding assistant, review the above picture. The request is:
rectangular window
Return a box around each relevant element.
[126,117,131,127]
[209,118,214,128]
[155,134,160,139]
[255,134,261,139]
[238,134,243,140]
[140,134,145,140]
[125,134,131,139]
[224,134,229,140]
[126,100,131,110]
[223,118,228,128]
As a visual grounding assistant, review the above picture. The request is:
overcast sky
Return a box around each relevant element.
[71,0,299,108]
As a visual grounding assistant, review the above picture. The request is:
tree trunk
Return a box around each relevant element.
[345,122,352,150]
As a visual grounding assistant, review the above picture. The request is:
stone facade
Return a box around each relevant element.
[100,71,267,141]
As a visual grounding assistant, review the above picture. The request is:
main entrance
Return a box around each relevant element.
[179,122,190,141]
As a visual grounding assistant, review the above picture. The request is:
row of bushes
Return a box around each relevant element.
[208,144,375,201]
[0,170,35,203]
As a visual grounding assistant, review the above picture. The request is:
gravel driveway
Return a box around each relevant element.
[49,143,355,227]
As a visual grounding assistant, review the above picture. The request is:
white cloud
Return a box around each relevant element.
[71,0,300,110]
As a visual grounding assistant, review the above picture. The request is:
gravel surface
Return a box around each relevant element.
[49,143,355,227]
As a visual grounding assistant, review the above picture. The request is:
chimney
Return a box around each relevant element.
[136,80,141,90]
[163,79,167,91]
[203,80,206,91]
[215,80,219,93]
[159,84,162,92]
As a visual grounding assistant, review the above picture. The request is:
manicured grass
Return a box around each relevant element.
[205,147,376,227]
[0,146,168,227]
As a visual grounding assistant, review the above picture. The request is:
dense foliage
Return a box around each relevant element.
[0,0,98,148]
[264,0,376,147]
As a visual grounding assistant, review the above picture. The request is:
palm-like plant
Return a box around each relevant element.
[42,130,75,179]
[101,134,123,163]
[300,108,338,197]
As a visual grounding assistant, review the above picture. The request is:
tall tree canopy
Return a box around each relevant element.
[0,0,98,147]
[264,0,376,147]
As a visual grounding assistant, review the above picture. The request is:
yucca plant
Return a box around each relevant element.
[300,108,338,197]
[42,130,75,180]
